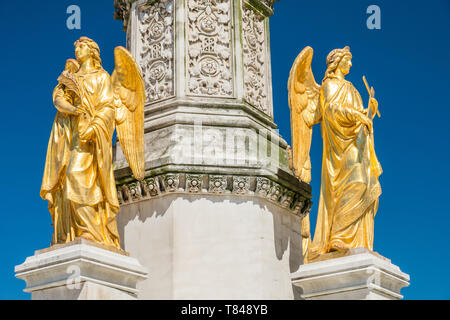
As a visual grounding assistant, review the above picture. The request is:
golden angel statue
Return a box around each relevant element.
[288,46,383,263]
[40,37,145,249]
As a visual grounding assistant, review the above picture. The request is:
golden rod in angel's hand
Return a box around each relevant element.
[362,75,381,118]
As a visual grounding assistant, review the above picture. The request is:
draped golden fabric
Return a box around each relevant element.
[307,78,382,261]
[41,69,120,248]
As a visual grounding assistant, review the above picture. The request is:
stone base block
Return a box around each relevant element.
[118,193,304,299]
[15,238,148,300]
[291,248,410,300]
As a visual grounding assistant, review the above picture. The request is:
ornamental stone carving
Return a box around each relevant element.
[162,174,180,192]
[209,175,228,193]
[187,0,234,97]
[232,176,251,194]
[117,173,310,218]
[242,5,269,115]
[120,184,131,203]
[269,183,283,202]
[128,182,143,201]
[280,190,294,209]
[255,177,271,197]
[117,188,124,204]
[114,0,137,30]
[138,0,175,103]
[186,174,204,193]
[142,177,161,197]
[114,1,280,31]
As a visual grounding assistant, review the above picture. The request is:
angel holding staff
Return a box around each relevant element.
[40,37,145,249]
[288,46,382,262]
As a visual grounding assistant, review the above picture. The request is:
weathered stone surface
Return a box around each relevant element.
[117,173,311,218]
[291,248,410,300]
[15,238,148,300]
[117,193,303,299]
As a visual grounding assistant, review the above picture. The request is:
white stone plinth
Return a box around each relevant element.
[118,193,304,300]
[15,238,148,300]
[291,248,410,300]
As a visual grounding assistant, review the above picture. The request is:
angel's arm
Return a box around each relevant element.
[80,73,115,141]
[323,81,372,131]
[53,85,79,115]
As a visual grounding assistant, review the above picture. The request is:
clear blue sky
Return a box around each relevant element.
[0,0,448,300]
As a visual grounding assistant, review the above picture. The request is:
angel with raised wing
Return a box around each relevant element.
[288,46,382,263]
[40,37,145,249]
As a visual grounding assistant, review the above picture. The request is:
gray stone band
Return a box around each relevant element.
[117,173,312,218]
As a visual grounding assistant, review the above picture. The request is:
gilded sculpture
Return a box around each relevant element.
[40,37,145,249]
[288,46,382,263]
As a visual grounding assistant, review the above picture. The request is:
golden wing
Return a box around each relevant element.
[287,46,320,183]
[112,46,146,181]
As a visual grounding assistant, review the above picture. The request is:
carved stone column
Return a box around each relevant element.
[113,0,310,300]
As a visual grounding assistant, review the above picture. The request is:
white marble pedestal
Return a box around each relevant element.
[15,238,148,300]
[291,248,410,300]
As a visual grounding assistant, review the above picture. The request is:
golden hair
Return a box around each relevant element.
[322,46,352,83]
[74,36,102,68]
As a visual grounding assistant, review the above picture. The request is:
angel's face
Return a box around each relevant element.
[338,55,352,75]
[75,42,91,63]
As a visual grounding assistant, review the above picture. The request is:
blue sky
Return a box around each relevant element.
[0,0,449,300]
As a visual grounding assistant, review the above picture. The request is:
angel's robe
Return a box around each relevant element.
[307,77,382,260]
[40,68,121,248]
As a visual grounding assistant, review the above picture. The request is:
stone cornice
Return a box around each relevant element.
[117,172,311,218]
[243,0,279,17]
[114,0,280,31]
[113,0,138,31]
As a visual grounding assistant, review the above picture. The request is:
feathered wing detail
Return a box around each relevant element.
[287,46,321,183]
[112,46,146,180]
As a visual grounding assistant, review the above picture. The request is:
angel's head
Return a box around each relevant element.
[74,37,102,68]
[323,46,352,82]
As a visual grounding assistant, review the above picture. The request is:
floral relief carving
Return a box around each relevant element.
[138,0,175,102]
[186,174,204,193]
[117,173,310,218]
[142,177,161,197]
[162,174,180,192]
[242,6,269,114]
[255,177,271,197]
[209,175,228,193]
[232,176,250,194]
[187,0,234,97]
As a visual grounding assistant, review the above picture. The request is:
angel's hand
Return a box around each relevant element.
[368,97,378,120]
[67,103,83,115]
[72,101,85,115]
[359,113,373,133]
[79,126,95,141]
[54,96,82,116]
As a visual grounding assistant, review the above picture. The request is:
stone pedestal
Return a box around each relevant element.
[291,248,410,300]
[112,0,311,299]
[118,193,305,299]
[15,238,148,300]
